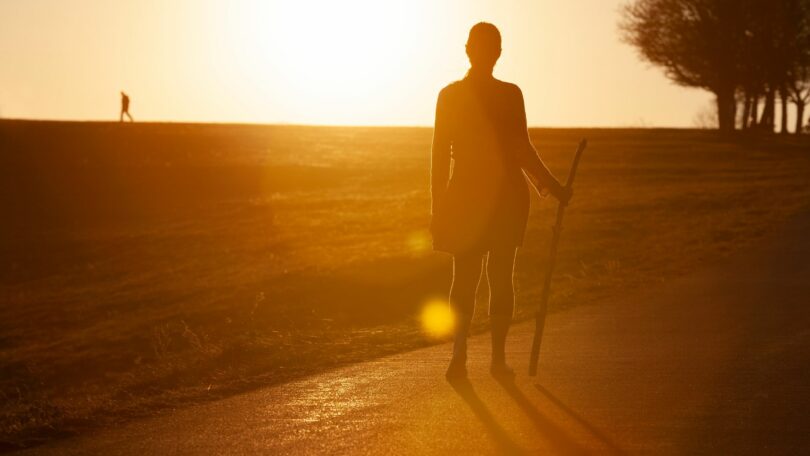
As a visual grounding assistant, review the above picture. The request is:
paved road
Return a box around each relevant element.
[25,211,810,455]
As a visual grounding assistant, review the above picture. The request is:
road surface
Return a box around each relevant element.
[24,211,810,455]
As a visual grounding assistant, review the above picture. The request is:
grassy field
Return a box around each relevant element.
[1,121,809,449]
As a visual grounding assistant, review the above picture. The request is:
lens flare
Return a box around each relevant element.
[421,300,455,339]
[408,230,430,255]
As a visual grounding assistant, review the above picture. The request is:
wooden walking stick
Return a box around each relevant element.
[528,138,587,376]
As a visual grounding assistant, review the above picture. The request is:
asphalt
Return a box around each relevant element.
[24,210,810,455]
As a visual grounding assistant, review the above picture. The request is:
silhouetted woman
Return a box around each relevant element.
[431,23,571,379]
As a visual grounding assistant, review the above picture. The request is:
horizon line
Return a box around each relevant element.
[0,117,701,130]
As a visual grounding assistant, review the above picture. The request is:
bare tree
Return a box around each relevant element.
[620,0,747,132]
[788,68,810,134]
[787,1,810,133]
[621,0,810,133]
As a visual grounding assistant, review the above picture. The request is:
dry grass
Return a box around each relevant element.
[1,121,809,449]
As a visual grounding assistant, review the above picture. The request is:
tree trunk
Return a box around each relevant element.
[741,92,751,130]
[780,87,789,134]
[797,102,806,135]
[750,95,760,130]
[759,87,776,131]
[716,86,736,132]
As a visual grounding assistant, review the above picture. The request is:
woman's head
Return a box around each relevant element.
[466,22,501,72]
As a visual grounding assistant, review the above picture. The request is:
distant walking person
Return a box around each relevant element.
[431,23,572,380]
[120,91,133,122]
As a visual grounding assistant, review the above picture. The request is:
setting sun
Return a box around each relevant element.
[219,0,434,124]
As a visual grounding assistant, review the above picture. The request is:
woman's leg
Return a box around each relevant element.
[486,247,517,370]
[448,251,484,367]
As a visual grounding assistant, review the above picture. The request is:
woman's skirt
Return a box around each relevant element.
[431,174,530,255]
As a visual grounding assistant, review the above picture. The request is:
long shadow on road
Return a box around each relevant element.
[533,383,626,455]
[448,378,527,455]
[494,377,589,455]
[449,376,595,455]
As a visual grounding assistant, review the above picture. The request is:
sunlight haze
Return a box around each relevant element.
[0,0,711,126]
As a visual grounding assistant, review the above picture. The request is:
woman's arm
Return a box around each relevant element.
[431,88,452,216]
[513,87,570,202]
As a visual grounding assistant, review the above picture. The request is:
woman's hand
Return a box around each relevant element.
[554,182,573,206]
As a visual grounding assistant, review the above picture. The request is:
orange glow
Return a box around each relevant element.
[407,230,431,255]
[421,300,455,339]
[0,0,712,126]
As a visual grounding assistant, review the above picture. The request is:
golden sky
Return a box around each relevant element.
[0,0,711,127]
